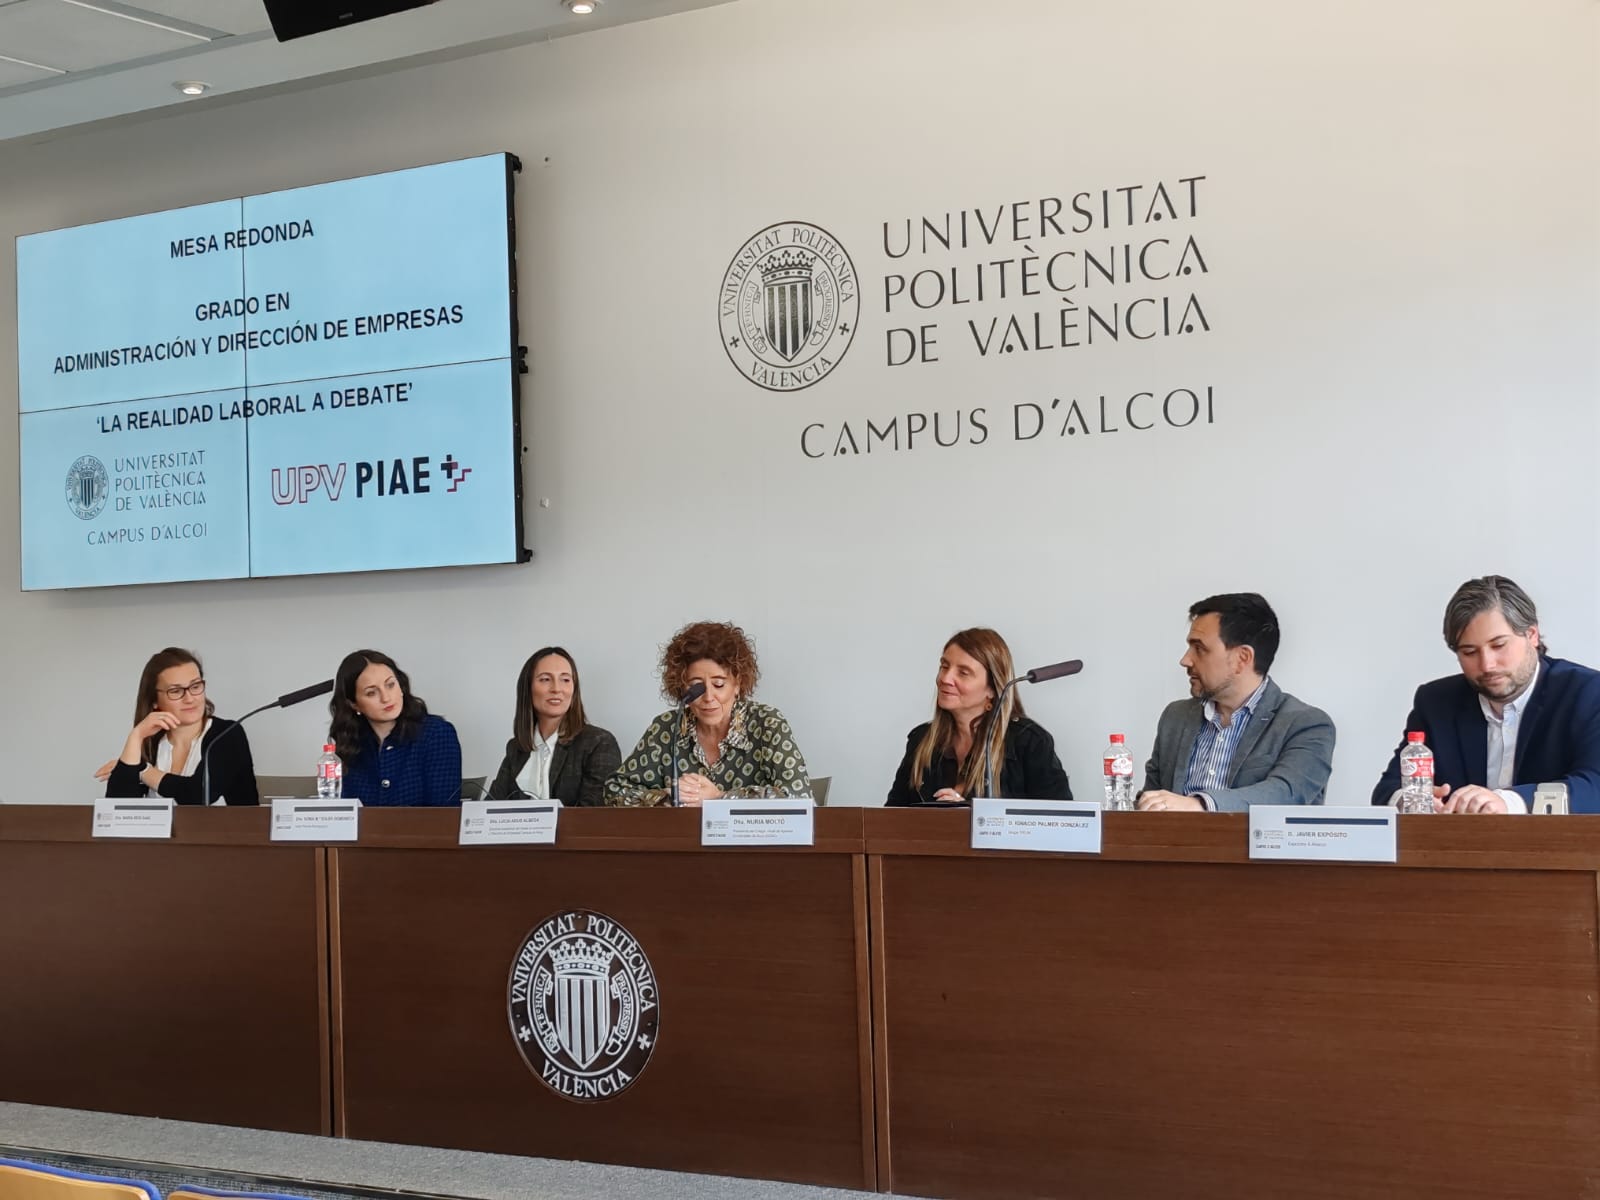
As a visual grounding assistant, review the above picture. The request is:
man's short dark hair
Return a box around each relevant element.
[1189,592,1280,676]
[1442,575,1543,652]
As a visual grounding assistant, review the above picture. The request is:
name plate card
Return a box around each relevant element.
[271,797,360,842]
[1248,806,1397,864]
[701,797,815,846]
[459,799,561,845]
[971,798,1103,854]
[92,798,174,839]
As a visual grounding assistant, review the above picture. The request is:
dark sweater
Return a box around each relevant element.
[887,715,1073,805]
[105,718,260,806]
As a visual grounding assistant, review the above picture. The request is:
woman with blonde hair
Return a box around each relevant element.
[887,627,1072,805]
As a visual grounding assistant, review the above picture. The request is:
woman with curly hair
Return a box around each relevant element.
[605,621,810,807]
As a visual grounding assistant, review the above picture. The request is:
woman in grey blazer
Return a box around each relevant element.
[487,647,621,806]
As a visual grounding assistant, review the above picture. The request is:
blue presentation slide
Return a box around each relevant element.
[20,389,250,590]
[246,360,517,578]
[15,153,519,590]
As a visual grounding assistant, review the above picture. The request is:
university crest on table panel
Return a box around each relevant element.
[507,908,660,1102]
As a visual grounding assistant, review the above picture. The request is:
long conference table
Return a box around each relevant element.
[2,804,1596,1199]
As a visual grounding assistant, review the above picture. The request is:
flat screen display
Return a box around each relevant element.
[16,152,524,590]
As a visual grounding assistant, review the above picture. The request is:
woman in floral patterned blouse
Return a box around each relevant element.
[605,621,811,807]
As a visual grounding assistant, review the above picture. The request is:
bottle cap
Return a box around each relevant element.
[1406,731,1425,743]
[323,743,336,752]
[1109,733,1125,743]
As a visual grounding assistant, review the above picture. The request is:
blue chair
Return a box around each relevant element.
[168,1188,308,1200]
[0,1156,161,1200]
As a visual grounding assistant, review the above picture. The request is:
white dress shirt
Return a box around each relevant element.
[1481,660,1538,814]
[514,729,554,800]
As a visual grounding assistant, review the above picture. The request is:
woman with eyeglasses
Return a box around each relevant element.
[97,646,260,806]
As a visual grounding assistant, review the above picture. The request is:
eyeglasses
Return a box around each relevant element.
[160,679,206,700]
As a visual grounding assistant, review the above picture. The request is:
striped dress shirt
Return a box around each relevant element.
[1183,677,1271,805]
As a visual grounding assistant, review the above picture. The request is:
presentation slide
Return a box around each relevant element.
[15,152,522,590]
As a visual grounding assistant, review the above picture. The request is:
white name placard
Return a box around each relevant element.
[459,798,561,845]
[92,798,174,839]
[1248,806,1397,863]
[271,797,361,842]
[971,798,1102,854]
[701,797,815,846]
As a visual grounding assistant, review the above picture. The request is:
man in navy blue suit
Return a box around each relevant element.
[1373,576,1600,813]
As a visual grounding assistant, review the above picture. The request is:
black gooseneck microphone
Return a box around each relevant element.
[668,680,707,808]
[982,659,1084,799]
[200,678,336,807]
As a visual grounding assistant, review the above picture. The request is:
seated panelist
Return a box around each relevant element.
[487,646,622,806]
[605,621,810,807]
[1371,575,1600,814]
[97,647,259,806]
[886,628,1071,806]
[1138,593,1334,811]
[331,649,463,806]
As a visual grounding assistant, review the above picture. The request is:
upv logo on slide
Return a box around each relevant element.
[269,455,471,504]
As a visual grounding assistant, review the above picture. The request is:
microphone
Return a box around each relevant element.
[200,678,336,807]
[668,681,707,808]
[983,658,1084,799]
[1024,659,1083,685]
[277,679,335,708]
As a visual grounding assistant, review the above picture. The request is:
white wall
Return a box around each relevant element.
[0,0,1595,805]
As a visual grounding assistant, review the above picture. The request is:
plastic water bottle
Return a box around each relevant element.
[1103,734,1135,810]
[317,743,343,799]
[1398,732,1433,814]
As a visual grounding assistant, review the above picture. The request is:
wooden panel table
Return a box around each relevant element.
[865,809,1600,1200]
[329,807,874,1190]
[0,806,330,1134]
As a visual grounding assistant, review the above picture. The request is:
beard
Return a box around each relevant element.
[1469,656,1536,703]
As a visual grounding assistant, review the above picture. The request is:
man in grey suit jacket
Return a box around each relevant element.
[1137,592,1336,812]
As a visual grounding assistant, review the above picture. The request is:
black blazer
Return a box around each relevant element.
[487,724,623,807]
[887,715,1073,805]
[105,718,260,806]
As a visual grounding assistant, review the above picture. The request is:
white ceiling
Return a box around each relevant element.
[0,0,730,145]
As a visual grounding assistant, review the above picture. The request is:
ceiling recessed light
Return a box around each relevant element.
[563,0,598,13]
[173,80,210,96]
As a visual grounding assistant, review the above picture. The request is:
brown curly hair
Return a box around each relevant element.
[659,621,760,701]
